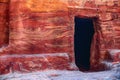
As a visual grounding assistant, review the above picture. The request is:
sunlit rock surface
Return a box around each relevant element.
[0,0,120,75]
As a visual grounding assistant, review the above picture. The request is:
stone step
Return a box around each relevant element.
[0,53,77,74]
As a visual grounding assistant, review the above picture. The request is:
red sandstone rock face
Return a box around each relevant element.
[7,0,72,55]
[0,0,120,74]
[0,1,9,47]
[0,0,76,74]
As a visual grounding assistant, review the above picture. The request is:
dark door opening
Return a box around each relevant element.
[74,17,94,71]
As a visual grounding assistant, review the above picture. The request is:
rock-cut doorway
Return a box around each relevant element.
[74,17,95,71]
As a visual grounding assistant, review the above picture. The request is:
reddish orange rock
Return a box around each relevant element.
[0,0,120,74]
[112,52,120,62]
[0,53,76,74]
[0,2,9,47]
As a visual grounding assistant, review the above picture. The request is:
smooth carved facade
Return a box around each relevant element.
[0,0,120,74]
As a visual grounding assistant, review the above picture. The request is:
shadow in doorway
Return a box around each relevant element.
[74,17,95,71]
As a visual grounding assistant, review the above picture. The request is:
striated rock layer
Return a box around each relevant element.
[0,0,120,74]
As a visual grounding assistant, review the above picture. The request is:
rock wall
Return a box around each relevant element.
[0,0,120,74]
[0,0,9,48]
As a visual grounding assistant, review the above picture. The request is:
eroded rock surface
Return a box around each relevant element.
[0,0,120,74]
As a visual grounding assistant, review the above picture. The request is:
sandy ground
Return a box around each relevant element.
[0,63,120,80]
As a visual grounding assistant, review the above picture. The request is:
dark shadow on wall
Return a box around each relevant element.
[74,17,94,71]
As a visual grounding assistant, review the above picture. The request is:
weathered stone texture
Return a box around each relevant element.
[0,53,74,74]
[0,0,120,74]
[0,2,9,48]
[0,0,9,3]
